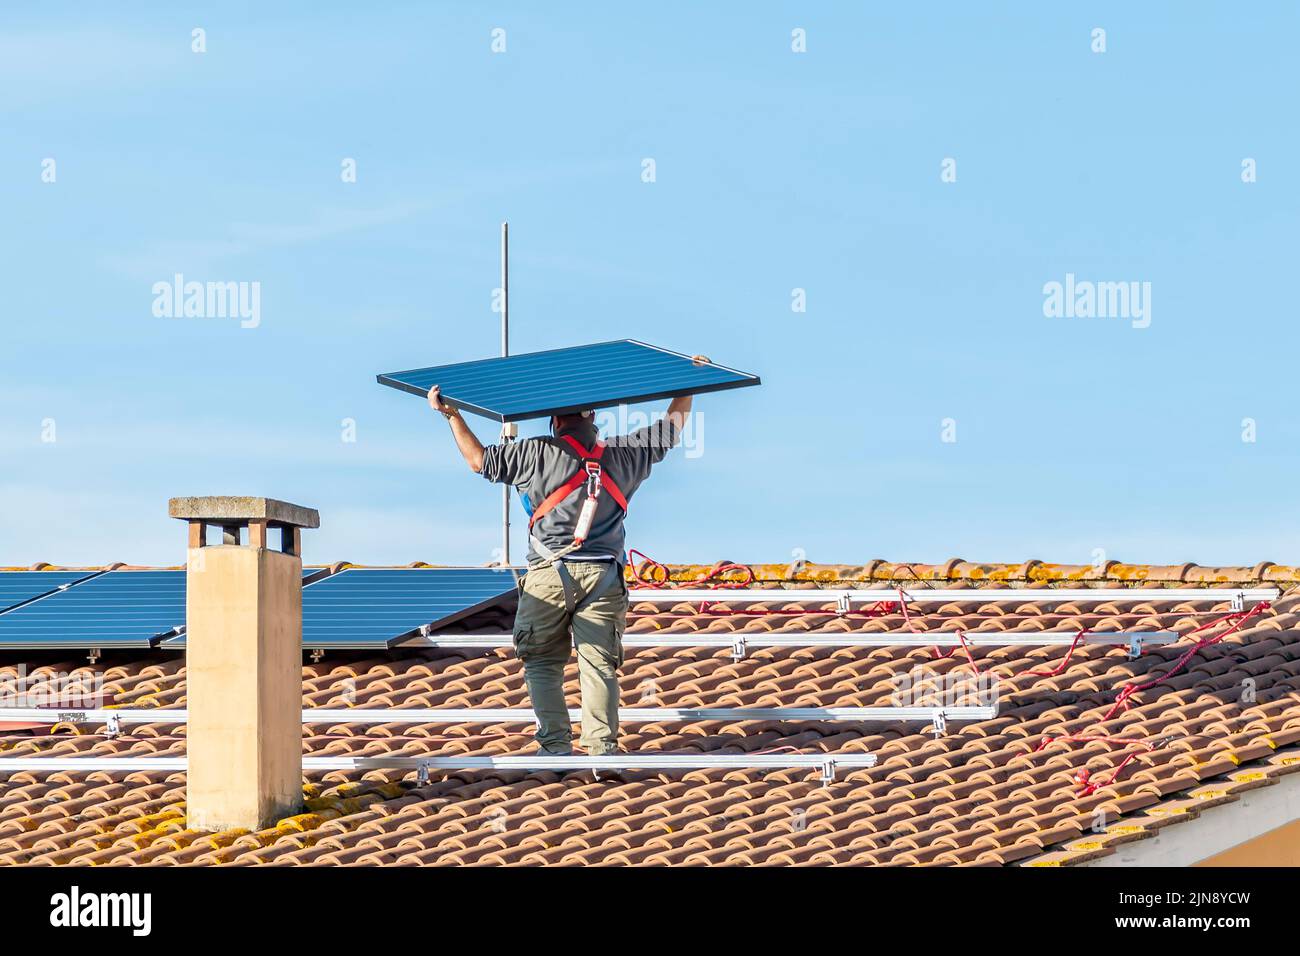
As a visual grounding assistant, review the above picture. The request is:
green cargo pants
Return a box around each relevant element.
[513,561,627,755]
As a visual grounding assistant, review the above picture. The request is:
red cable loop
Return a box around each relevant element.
[627,549,754,591]
[896,582,982,674]
[926,625,983,674]
[1034,734,1158,796]
[1026,629,1090,678]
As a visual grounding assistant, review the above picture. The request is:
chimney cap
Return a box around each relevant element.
[168,496,320,529]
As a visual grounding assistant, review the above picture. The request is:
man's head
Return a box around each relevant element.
[550,410,596,438]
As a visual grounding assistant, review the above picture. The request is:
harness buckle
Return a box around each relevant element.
[584,460,603,498]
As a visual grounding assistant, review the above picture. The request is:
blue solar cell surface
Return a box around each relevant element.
[0,570,185,648]
[0,571,98,613]
[160,567,522,649]
[299,567,522,648]
[0,566,519,650]
[377,339,760,422]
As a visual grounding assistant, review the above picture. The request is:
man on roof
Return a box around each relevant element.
[429,378,703,757]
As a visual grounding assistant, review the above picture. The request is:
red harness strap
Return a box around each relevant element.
[527,434,628,533]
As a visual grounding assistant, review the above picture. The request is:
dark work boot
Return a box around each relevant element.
[536,745,574,757]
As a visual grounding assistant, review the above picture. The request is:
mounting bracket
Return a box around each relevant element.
[819,758,837,786]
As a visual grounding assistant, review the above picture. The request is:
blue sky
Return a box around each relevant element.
[2,3,1297,569]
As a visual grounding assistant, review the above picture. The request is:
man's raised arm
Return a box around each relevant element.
[661,355,709,446]
[664,394,692,447]
[429,386,485,473]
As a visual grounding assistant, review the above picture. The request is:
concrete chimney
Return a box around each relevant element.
[169,496,320,832]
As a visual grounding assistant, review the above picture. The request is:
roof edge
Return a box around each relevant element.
[1067,762,1300,867]
[9,559,1300,584]
[651,559,1300,585]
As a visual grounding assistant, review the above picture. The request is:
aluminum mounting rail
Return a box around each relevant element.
[0,705,996,738]
[627,587,1279,605]
[0,752,878,785]
[301,705,997,725]
[397,630,1181,659]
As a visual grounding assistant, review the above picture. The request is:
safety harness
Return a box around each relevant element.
[525,433,629,613]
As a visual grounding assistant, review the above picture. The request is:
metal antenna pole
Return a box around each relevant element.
[501,221,510,357]
[500,221,512,565]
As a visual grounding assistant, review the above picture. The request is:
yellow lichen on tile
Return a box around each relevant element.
[198,828,250,849]
[276,810,340,832]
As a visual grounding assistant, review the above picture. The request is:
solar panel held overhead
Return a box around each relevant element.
[376,339,760,422]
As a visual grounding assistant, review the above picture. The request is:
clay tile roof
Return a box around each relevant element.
[1,558,1296,866]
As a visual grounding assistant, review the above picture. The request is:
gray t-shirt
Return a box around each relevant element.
[481,419,678,565]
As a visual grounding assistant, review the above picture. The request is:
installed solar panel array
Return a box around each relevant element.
[0,568,521,650]
[298,568,521,649]
[156,567,520,650]
[377,339,760,422]
[0,571,185,649]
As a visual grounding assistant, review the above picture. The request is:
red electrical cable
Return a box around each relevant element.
[626,549,913,620]
[891,587,946,661]
[924,626,984,674]
[1035,734,1158,796]
[1038,600,1273,795]
[699,599,900,620]
[953,628,982,674]
[1026,629,1090,678]
[899,587,967,664]
[626,549,754,591]
[1100,600,1271,721]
